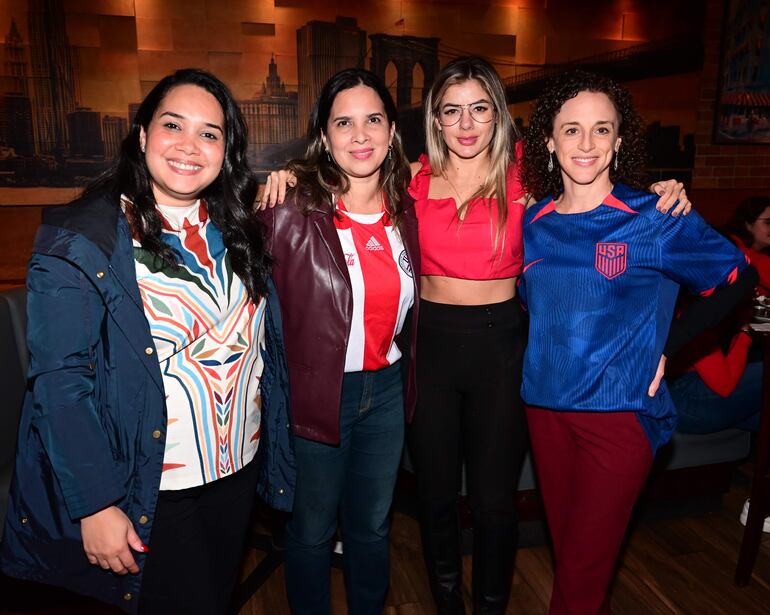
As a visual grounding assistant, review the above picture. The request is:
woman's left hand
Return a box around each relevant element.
[651,180,691,216]
[647,354,667,397]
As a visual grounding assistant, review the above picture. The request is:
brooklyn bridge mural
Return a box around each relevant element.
[0,0,466,193]
[0,0,707,203]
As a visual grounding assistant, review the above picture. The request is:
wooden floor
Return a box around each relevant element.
[2,470,769,615]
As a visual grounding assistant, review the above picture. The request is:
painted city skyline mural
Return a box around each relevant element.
[0,0,705,200]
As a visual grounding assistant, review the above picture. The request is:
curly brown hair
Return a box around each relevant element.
[522,70,649,201]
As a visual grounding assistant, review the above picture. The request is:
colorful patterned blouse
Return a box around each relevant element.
[131,199,266,490]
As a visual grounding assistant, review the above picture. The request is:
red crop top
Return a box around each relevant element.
[408,141,526,280]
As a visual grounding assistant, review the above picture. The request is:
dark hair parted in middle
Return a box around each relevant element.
[522,70,649,201]
[286,68,412,228]
[86,68,270,301]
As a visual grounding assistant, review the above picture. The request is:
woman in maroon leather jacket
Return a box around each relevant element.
[258,68,419,615]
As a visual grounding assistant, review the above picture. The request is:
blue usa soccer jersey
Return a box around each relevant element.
[519,183,749,452]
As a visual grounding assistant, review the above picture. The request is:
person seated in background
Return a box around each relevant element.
[670,198,770,532]
[670,195,770,435]
[667,314,760,434]
[722,196,770,295]
[667,300,770,533]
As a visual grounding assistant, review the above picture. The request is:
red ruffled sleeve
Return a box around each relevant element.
[408,153,433,201]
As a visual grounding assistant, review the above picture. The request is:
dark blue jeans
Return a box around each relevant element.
[284,361,405,615]
[670,360,762,433]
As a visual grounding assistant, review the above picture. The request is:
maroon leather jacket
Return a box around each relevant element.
[258,192,420,445]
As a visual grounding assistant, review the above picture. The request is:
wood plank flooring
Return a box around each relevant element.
[237,471,770,615]
[2,471,769,614]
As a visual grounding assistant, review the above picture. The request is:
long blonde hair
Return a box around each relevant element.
[424,57,521,246]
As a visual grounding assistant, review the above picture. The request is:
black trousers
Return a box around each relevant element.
[407,298,528,611]
[139,458,260,615]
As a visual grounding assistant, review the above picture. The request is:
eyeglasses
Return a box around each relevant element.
[437,102,496,126]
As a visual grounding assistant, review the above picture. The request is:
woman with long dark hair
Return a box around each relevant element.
[258,68,419,615]
[520,70,756,615]
[0,68,292,615]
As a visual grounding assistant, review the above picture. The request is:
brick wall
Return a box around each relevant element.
[692,0,770,194]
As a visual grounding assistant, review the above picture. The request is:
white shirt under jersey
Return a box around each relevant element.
[334,199,414,372]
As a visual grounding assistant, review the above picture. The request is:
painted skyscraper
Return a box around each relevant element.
[240,56,299,153]
[296,16,366,135]
[28,0,78,157]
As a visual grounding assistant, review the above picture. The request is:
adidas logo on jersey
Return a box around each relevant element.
[365,236,384,251]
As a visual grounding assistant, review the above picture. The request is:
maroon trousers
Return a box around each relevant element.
[525,407,653,615]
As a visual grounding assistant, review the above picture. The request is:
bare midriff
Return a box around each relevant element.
[420,275,517,305]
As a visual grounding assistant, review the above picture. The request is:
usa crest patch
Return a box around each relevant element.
[595,242,627,280]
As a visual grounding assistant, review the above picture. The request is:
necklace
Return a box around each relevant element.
[444,174,468,205]
[444,171,486,216]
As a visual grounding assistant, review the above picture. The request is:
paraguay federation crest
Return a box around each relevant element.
[595,242,628,280]
[398,250,413,278]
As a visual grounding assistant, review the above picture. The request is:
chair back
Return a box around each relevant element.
[0,286,28,536]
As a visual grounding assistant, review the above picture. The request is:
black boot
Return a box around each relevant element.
[471,523,516,615]
[421,508,466,615]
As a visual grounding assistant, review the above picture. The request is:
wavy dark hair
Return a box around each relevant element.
[522,70,648,201]
[722,195,770,250]
[86,68,269,301]
[286,68,411,228]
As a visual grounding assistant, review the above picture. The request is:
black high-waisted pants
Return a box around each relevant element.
[407,298,528,614]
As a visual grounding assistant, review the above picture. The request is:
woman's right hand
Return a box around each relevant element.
[256,170,297,210]
[80,505,147,575]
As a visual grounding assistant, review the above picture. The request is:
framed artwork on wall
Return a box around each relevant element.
[714,0,770,144]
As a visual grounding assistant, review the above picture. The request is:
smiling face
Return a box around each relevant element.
[436,79,496,160]
[322,84,395,182]
[547,90,621,190]
[746,206,770,251]
[139,84,225,207]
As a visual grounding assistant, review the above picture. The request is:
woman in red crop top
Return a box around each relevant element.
[405,58,529,615]
[258,56,691,615]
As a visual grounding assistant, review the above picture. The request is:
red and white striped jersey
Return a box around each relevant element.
[335,199,415,372]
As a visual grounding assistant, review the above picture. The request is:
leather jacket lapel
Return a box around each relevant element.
[312,212,352,290]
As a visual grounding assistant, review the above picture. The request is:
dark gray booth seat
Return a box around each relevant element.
[0,287,27,539]
[516,428,751,492]
[402,421,751,500]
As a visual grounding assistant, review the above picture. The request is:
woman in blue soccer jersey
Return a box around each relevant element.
[519,70,757,615]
